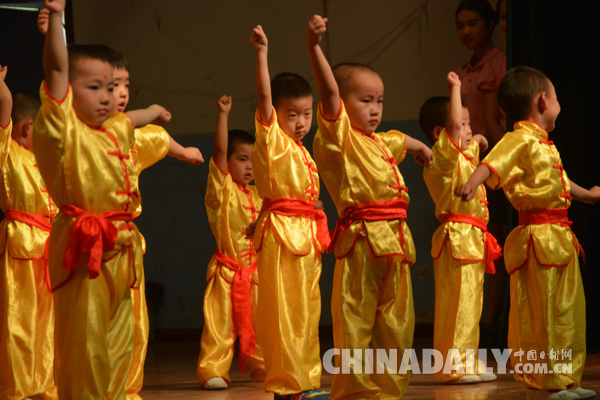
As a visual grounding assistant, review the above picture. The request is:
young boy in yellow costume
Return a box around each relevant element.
[307,15,432,399]
[456,66,599,400]
[0,66,58,400]
[420,71,501,384]
[250,25,330,400]
[33,0,173,398]
[108,49,204,400]
[197,95,266,390]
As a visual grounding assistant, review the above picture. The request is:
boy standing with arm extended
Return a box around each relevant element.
[34,1,171,398]
[307,15,432,399]
[196,95,265,390]
[420,72,501,384]
[0,66,58,400]
[250,25,330,400]
[456,66,599,400]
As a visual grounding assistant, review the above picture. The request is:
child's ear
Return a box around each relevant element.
[432,126,442,141]
[537,92,548,113]
[25,118,34,135]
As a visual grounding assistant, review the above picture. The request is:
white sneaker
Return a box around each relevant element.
[202,376,228,390]
[526,388,580,400]
[448,375,482,384]
[568,387,597,399]
[478,373,497,382]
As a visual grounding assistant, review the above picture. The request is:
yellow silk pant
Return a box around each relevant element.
[331,236,415,400]
[0,254,56,400]
[256,230,322,395]
[508,255,586,390]
[197,258,265,384]
[51,243,136,400]
[433,242,485,382]
[125,277,149,400]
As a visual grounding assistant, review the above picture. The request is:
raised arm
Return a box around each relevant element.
[307,15,340,119]
[446,71,462,145]
[213,95,231,171]
[126,104,171,129]
[0,65,12,128]
[404,134,433,166]
[250,25,272,124]
[569,180,600,205]
[455,164,492,201]
[42,0,68,101]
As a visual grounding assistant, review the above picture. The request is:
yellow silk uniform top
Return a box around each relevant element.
[206,157,262,273]
[33,82,143,283]
[313,101,416,262]
[1,119,57,256]
[253,108,322,255]
[482,121,577,273]
[423,129,488,261]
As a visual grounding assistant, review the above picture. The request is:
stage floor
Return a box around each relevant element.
[139,338,600,399]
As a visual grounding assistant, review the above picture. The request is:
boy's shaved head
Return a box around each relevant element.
[11,93,41,124]
[227,129,255,159]
[67,44,121,80]
[419,96,449,144]
[332,63,379,98]
[271,72,313,109]
[498,66,549,122]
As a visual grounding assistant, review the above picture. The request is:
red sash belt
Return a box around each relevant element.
[3,209,52,232]
[518,208,570,226]
[329,198,408,252]
[60,204,134,279]
[262,197,331,250]
[213,250,257,372]
[3,209,53,290]
[438,213,502,274]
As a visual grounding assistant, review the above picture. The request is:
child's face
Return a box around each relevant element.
[113,68,130,112]
[228,142,254,185]
[542,80,561,132]
[459,106,472,151]
[343,71,384,134]
[456,9,493,52]
[71,58,115,127]
[275,95,313,142]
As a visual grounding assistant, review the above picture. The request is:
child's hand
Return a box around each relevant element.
[587,186,600,205]
[37,8,50,36]
[473,134,488,152]
[245,221,257,238]
[177,147,204,166]
[42,0,65,13]
[307,15,328,47]
[314,199,324,211]
[455,183,476,201]
[250,25,268,52]
[0,65,7,81]
[148,104,171,126]
[413,144,433,166]
[217,95,232,114]
[447,71,461,90]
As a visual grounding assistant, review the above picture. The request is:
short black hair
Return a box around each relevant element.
[271,72,313,109]
[11,93,41,124]
[227,129,255,158]
[456,0,498,29]
[67,44,125,80]
[332,62,379,98]
[419,96,449,144]
[103,46,130,72]
[498,66,549,122]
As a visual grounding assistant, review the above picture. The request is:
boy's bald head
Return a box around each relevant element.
[332,63,380,98]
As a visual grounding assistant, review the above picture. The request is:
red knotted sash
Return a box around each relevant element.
[518,208,585,265]
[329,198,408,252]
[262,197,331,250]
[438,213,502,274]
[213,250,257,372]
[3,209,53,290]
[60,204,134,280]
